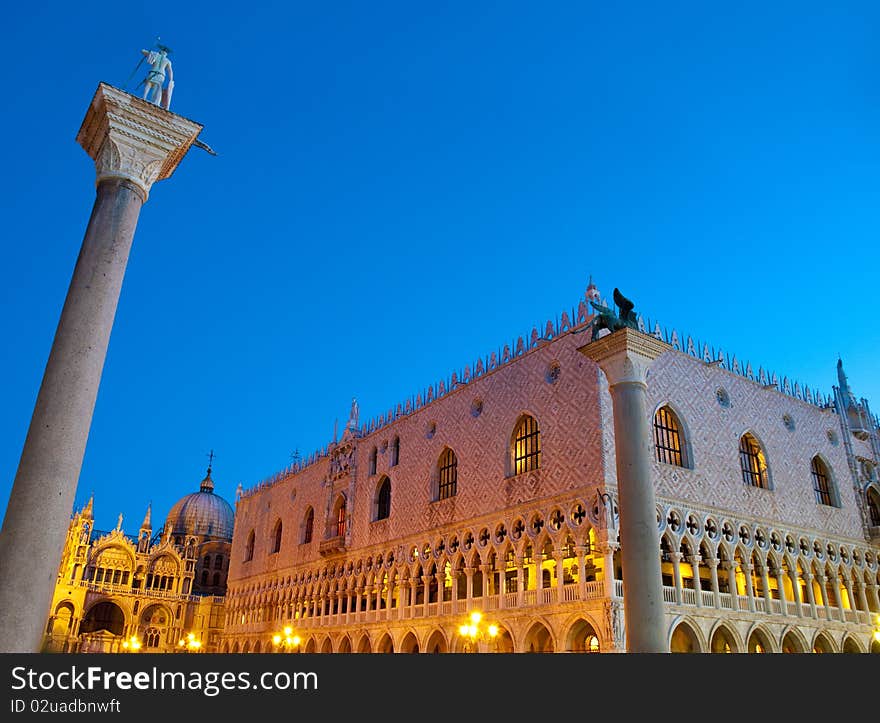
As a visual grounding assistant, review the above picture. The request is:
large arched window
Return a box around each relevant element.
[437,449,458,500]
[811,456,836,507]
[375,477,391,520]
[653,406,688,468]
[512,415,541,475]
[739,433,769,489]
[270,519,283,553]
[302,508,314,544]
[244,530,255,562]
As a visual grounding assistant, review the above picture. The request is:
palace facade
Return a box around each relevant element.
[42,466,233,653]
[221,279,880,653]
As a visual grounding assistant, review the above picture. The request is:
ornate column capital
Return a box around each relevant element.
[577,327,672,387]
[77,82,203,201]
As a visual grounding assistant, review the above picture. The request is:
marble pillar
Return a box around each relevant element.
[579,327,671,652]
[0,83,203,652]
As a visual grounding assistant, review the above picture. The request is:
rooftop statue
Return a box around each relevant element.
[589,287,639,341]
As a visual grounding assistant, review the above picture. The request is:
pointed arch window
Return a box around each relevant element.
[375,477,391,520]
[271,520,283,554]
[653,406,687,468]
[369,446,378,476]
[438,449,458,500]
[811,457,836,507]
[244,530,255,562]
[513,415,541,475]
[334,496,347,538]
[302,508,315,544]
[867,488,880,526]
[390,436,400,467]
[739,433,769,489]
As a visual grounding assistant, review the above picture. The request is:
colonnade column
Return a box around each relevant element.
[692,554,703,607]
[579,328,671,653]
[0,83,204,652]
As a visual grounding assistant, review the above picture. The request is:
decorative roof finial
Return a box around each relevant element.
[201,450,215,493]
[141,502,152,529]
[82,493,94,518]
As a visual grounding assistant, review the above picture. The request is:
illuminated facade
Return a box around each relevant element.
[43,467,233,653]
[226,279,879,653]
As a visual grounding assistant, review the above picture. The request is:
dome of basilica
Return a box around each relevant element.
[164,467,234,541]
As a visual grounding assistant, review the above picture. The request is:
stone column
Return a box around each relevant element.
[578,328,671,653]
[0,83,203,652]
[671,552,683,605]
[788,567,802,617]
[691,554,703,607]
[516,558,526,607]
[707,558,721,609]
[867,583,880,613]
[760,563,773,611]
[774,567,788,615]
[803,571,818,618]
[575,546,587,600]
[555,552,565,603]
[742,560,755,612]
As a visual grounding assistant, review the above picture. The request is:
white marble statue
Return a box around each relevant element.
[141,47,174,109]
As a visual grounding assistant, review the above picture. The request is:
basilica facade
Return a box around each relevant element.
[220,279,880,653]
[43,467,233,653]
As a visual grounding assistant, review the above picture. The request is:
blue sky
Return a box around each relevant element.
[1,1,879,534]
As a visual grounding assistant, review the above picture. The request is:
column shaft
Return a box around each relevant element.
[0,179,143,653]
[609,380,666,652]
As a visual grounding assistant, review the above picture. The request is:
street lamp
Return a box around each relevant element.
[178,632,202,652]
[458,611,499,653]
[120,635,141,653]
[272,626,302,652]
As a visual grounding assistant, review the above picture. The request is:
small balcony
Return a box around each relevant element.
[319,535,346,556]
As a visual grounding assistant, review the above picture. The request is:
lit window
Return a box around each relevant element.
[335,497,346,538]
[586,635,600,653]
[513,415,541,475]
[438,449,458,500]
[739,434,769,489]
[811,457,835,506]
[653,406,686,467]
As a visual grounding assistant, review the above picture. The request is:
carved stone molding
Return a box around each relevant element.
[76,83,203,200]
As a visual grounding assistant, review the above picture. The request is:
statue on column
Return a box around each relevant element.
[589,288,639,341]
[140,44,174,110]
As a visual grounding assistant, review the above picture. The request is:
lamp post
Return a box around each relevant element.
[177,632,202,653]
[458,611,499,653]
[272,627,302,652]
[120,635,141,653]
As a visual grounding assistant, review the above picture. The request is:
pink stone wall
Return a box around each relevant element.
[644,350,865,540]
[228,332,606,585]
